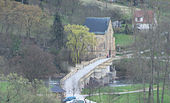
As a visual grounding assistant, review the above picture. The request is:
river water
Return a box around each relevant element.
[108,80,131,87]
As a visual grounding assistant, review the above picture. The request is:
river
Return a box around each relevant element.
[108,80,132,87]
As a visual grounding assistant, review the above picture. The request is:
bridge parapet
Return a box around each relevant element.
[60,57,105,87]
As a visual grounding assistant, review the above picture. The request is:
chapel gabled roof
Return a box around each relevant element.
[84,17,111,35]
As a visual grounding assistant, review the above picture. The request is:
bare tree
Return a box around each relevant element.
[132,0,170,102]
[9,45,57,81]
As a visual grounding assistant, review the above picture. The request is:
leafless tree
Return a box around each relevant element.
[8,45,57,81]
[132,0,170,102]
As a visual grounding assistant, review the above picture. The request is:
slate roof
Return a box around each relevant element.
[51,85,66,93]
[84,17,111,35]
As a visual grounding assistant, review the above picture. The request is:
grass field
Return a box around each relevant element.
[82,83,158,94]
[80,0,132,15]
[0,82,8,92]
[87,90,170,103]
[86,85,169,103]
[114,33,134,47]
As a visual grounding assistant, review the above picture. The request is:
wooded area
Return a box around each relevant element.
[0,0,170,102]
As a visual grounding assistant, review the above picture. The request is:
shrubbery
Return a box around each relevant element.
[0,73,59,103]
[114,24,132,34]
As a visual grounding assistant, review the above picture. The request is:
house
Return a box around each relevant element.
[133,10,157,30]
[84,17,116,57]
[112,20,122,28]
[51,85,66,99]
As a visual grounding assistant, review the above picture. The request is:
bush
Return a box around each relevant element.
[124,24,133,34]
[114,27,124,34]
[0,73,59,103]
[114,24,132,34]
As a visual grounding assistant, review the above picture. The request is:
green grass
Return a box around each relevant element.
[0,82,8,92]
[87,88,170,103]
[82,83,158,95]
[114,33,134,47]
[87,94,119,103]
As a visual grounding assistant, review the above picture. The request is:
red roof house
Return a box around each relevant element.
[133,10,156,30]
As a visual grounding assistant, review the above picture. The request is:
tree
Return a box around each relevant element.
[0,33,22,59]
[125,24,130,34]
[13,5,44,38]
[64,24,96,64]
[0,0,48,38]
[126,0,170,103]
[0,73,58,103]
[9,45,57,81]
[131,1,170,102]
[51,12,64,49]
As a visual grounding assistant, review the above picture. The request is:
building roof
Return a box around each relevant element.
[134,10,154,24]
[84,17,111,35]
[51,85,66,93]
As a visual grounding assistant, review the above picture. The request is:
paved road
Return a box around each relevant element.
[63,58,109,102]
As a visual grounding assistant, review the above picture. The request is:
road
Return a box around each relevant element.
[63,58,109,102]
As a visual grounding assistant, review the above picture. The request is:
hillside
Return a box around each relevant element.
[80,0,132,14]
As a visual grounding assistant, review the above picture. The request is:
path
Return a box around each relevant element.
[83,88,157,96]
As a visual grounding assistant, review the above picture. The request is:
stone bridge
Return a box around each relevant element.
[60,56,122,102]
[78,58,116,91]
